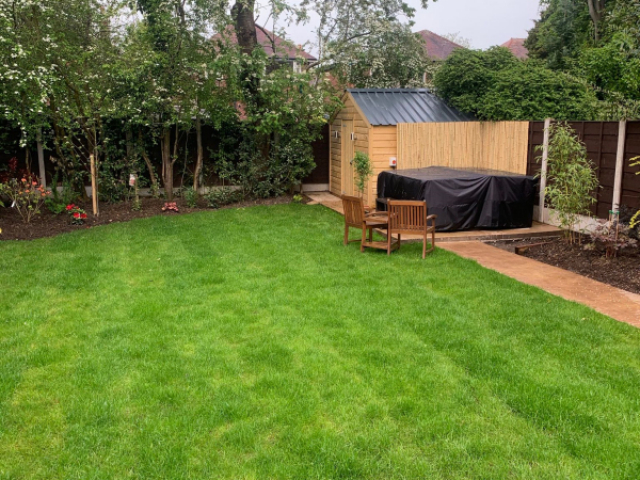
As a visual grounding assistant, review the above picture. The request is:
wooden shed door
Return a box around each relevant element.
[341,120,354,195]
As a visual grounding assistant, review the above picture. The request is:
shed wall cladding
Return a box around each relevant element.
[329,95,369,199]
[527,121,640,219]
[368,126,397,206]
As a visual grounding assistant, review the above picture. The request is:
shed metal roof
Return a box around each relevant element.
[348,89,473,126]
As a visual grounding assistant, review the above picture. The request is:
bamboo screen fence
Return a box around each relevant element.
[397,121,530,174]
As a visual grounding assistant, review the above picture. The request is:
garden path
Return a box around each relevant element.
[441,241,640,327]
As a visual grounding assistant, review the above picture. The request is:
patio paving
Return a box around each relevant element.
[440,241,640,328]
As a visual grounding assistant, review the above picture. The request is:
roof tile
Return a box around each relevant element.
[416,30,465,61]
[501,38,529,59]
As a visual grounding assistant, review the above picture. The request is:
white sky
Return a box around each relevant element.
[264,0,543,53]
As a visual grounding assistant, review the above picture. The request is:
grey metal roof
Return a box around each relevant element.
[348,89,473,126]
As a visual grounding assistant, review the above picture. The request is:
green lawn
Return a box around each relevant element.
[1,203,640,480]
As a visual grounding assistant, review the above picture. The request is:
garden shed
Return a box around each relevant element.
[330,88,473,205]
[330,88,532,207]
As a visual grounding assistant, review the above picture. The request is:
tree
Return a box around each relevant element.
[525,0,592,71]
[442,32,472,49]
[336,24,430,88]
[526,0,640,119]
[587,0,606,41]
[541,122,598,243]
[127,0,233,200]
[293,0,433,88]
[1,0,124,211]
[1,0,442,209]
[434,48,599,120]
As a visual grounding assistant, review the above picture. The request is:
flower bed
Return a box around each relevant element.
[0,195,300,241]
[487,237,640,294]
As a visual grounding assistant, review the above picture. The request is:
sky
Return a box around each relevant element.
[270,0,543,54]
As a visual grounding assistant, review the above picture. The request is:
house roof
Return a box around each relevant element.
[416,30,465,61]
[212,25,316,62]
[347,89,473,126]
[501,38,529,59]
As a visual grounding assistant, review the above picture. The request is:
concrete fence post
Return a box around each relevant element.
[612,120,627,212]
[538,118,552,222]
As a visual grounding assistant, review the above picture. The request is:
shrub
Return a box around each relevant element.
[0,182,8,207]
[183,186,198,208]
[589,219,638,258]
[214,133,317,199]
[434,48,600,121]
[204,187,242,209]
[45,174,78,214]
[540,122,598,244]
[4,178,51,224]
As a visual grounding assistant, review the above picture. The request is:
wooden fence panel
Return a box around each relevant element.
[528,121,640,219]
[622,121,640,210]
[397,121,530,174]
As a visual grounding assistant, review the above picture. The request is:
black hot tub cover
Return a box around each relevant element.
[377,167,538,232]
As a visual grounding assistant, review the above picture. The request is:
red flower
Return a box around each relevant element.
[73,212,80,219]
[32,181,37,186]
[66,204,74,211]
[81,213,87,219]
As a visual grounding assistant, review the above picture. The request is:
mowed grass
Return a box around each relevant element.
[1,204,640,480]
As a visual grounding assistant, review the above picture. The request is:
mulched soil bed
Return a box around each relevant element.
[488,237,640,294]
[0,195,301,242]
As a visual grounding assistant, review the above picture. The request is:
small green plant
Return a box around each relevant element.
[150,183,161,199]
[292,194,304,204]
[204,187,242,209]
[0,182,8,207]
[45,174,77,214]
[352,151,373,196]
[538,122,598,244]
[183,186,198,208]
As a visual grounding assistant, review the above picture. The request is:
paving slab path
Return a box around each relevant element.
[440,241,640,328]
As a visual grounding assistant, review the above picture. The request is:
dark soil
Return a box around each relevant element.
[488,237,640,294]
[0,195,304,242]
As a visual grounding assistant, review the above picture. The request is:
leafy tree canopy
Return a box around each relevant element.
[434,47,599,121]
[525,0,640,117]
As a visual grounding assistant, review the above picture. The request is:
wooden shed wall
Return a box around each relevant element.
[367,126,397,206]
[397,122,530,174]
[329,95,369,198]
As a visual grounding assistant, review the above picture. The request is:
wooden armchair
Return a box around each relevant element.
[387,200,437,258]
[341,195,388,246]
